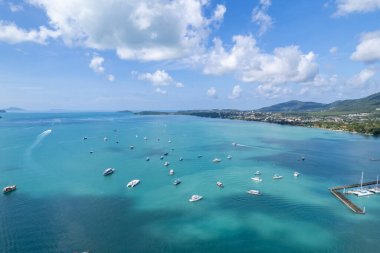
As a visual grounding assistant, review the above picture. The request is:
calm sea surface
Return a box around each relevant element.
[1,112,380,253]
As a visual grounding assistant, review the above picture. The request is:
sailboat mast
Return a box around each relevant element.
[360,171,363,190]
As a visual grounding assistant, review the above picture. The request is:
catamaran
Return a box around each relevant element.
[369,175,380,193]
[352,172,373,197]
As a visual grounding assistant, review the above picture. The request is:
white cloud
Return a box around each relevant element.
[9,3,23,12]
[108,74,115,82]
[252,0,273,36]
[329,46,338,54]
[203,35,318,85]
[347,68,376,86]
[138,70,173,86]
[334,0,380,16]
[229,85,242,99]
[89,56,105,73]
[28,0,225,61]
[256,83,292,98]
[207,87,217,98]
[155,87,167,95]
[175,82,184,88]
[0,21,60,44]
[351,30,380,63]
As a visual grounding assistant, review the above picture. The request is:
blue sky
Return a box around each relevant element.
[0,0,379,111]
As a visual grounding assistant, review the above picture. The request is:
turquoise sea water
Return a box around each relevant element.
[1,112,380,253]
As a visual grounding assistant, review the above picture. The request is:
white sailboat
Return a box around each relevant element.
[369,175,380,193]
[353,171,373,197]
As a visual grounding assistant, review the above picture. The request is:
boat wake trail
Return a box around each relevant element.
[26,129,52,157]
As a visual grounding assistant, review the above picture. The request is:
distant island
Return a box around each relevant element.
[133,92,380,136]
[1,107,25,112]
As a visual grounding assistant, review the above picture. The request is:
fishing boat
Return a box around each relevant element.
[273,174,283,179]
[127,179,140,188]
[103,168,115,176]
[3,185,16,193]
[189,195,203,202]
[247,189,261,195]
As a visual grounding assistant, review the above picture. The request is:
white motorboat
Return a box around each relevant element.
[369,175,380,193]
[127,179,140,188]
[179,157,183,161]
[227,155,232,160]
[146,157,150,161]
[247,190,261,195]
[144,136,148,140]
[164,161,170,166]
[198,155,203,158]
[354,172,374,197]
[251,177,262,182]
[216,181,224,188]
[104,137,108,142]
[212,158,221,163]
[169,169,174,175]
[103,168,115,176]
[3,185,16,193]
[294,171,300,177]
[273,174,283,179]
[189,195,203,202]
[130,145,134,149]
[254,170,261,176]
[160,156,164,160]
[173,179,181,185]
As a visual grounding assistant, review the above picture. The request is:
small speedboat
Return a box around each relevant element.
[168,140,172,143]
[212,158,221,163]
[251,177,262,182]
[254,170,261,176]
[216,181,224,188]
[146,157,150,161]
[179,157,183,161]
[169,169,174,175]
[3,185,16,193]
[160,156,164,160]
[130,145,134,149]
[103,168,115,176]
[164,161,170,166]
[197,155,203,158]
[144,136,148,140]
[83,137,88,140]
[227,155,232,160]
[173,179,181,185]
[127,179,140,188]
[294,171,300,177]
[273,174,283,179]
[104,137,108,142]
[89,150,94,154]
[164,152,169,156]
[189,195,203,202]
[247,189,261,195]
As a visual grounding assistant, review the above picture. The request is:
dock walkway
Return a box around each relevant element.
[329,181,378,214]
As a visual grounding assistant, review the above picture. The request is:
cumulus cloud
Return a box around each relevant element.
[347,68,376,86]
[0,21,60,44]
[252,0,273,36]
[351,30,380,63]
[229,85,242,99]
[175,82,184,88]
[256,83,292,98]
[89,56,105,73]
[27,0,225,61]
[108,74,115,82]
[155,87,167,95]
[9,3,23,12]
[138,70,173,86]
[207,87,217,98]
[334,0,380,16]
[329,46,338,54]
[203,35,318,85]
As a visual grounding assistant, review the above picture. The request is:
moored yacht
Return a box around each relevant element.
[294,171,300,177]
[353,172,374,197]
[227,155,232,160]
[254,170,261,176]
[273,174,283,179]
[189,195,203,202]
[103,168,115,176]
[3,185,16,193]
[173,179,181,185]
[130,145,134,149]
[104,137,108,142]
[127,179,140,188]
[247,189,261,195]
[212,158,221,163]
[164,161,170,166]
[216,181,224,188]
[179,157,183,161]
[169,169,174,175]
[146,157,150,161]
[251,177,262,182]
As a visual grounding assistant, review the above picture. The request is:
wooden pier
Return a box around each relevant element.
[329,181,378,214]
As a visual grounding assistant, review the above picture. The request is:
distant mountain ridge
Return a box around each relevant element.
[2,107,25,112]
[258,92,380,113]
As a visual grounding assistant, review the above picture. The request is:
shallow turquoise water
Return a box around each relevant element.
[1,112,380,253]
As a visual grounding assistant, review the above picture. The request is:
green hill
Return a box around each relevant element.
[258,100,326,112]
